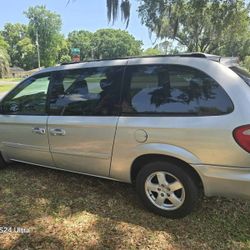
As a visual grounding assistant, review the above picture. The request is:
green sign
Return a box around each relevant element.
[71,48,80,56]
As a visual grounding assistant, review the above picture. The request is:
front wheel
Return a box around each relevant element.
[136,161,201,218]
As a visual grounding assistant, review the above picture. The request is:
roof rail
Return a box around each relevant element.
[60,52,221,65]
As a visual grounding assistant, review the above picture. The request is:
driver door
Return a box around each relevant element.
[0,73,54,167]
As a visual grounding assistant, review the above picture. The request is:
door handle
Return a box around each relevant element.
[50,128,66,136]
[32,127,46,135]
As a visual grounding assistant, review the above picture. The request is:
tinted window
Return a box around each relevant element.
[122,65,233,116]
[1,74,50,115]
[230,66,250,86]
[49,66,124,116]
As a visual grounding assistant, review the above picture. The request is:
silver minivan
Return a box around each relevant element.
[0,53,249,218]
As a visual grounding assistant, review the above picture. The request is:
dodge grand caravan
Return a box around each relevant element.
[0,53,249,218]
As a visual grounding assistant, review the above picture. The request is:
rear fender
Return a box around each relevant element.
[110,143,201,182]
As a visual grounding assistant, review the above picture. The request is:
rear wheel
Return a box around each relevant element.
[136,161,201,218]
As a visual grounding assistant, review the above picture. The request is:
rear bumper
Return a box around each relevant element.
[191,164,250,199]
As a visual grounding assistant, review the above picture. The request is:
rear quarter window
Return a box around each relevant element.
[123,64,234,116]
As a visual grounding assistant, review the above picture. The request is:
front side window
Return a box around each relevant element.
[122,65,233,116]
[49,66,124,116]
[1,74,50,115]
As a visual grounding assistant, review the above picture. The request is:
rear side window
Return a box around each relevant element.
[230,66,250,86]
[122,65,233,116]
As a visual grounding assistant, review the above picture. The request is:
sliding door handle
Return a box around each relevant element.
[32,127,46,135]
[50,128,66,136]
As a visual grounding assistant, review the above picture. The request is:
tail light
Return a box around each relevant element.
[233,125,250,153]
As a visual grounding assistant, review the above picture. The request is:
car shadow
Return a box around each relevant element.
[0,164,249,249]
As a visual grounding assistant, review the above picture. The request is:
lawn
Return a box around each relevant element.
[0,164,249,250]
[0,84,16,93]
[0,78,22,82]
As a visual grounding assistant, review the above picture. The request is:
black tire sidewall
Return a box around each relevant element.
[0,154,8,168]
[136,161,199,218]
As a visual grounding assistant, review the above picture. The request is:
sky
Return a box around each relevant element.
[0,0,156,49]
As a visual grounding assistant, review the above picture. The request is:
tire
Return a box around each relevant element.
[136,161,200,218]
[0,153,9,168]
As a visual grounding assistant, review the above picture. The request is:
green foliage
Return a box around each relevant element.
[0,49,9,78]
[16,37,37,70]
[154,40,185,54]
[143,47,162,56]
[24,5,63,67]
[92,29,142,59]
[68,30,93,60]
[0,35,9,78]
[57,37,70,63]
[68,29,142,60]
[0,33,9,50]
[2,10,68,70]
[243,56,250,72]
[1,23,28,67]
[138,0,250,57]
[0,5,143,69]
[60,55,71,64]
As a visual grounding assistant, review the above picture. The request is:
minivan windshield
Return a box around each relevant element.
[230,66,250,86]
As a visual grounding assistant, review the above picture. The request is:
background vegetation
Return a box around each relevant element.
[0,2,249,248]
[0,0,250,76]
[0,35,9,78]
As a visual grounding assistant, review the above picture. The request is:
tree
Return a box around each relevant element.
[1,23,28,67]
[0,48,9,78]
[16,37,37,70]
[92,29,142,59]
[67,29,142,60]
[154,40,185,54]
[243,56,250,72]
[0,35,9,78]
[24,5,63,67]
[138,0,250,56]
[68,30,93,60]
[143,47,162,56]
[57,37,70,63]
[60,55,71,64]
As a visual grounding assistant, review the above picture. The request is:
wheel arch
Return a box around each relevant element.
[131,154,204,191]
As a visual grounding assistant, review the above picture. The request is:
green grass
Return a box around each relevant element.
[0,84,16,93]
[0,164,249,249]
[0,78,22,82]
